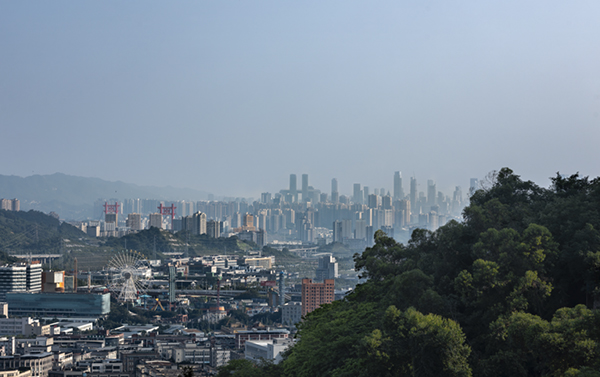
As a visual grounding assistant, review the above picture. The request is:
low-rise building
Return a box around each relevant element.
[0,353,53,377]
[234,329,289,349]
[0,318,50,336]
[0,368,31,377]
[245,338,293,364]
[281,302,302,327]
[243,257,274,270]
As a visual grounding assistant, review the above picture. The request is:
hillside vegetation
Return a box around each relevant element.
[222,168,600,377]
[0,209,88,254]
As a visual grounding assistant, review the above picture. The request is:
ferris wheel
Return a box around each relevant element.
[106,250,150,303]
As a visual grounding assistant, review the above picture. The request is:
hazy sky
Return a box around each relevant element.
[2,1,600,197]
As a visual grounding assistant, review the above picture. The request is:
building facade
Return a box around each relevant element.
[281,302,302,327]
[6,293,110,317]
[315,255,338,281]
[0,263,42,301]
[301,278,334,316]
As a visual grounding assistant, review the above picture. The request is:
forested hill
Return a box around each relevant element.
[220,168,600,377]
[0,209,87,255]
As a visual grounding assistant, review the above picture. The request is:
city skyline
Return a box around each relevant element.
[2,169,474,202]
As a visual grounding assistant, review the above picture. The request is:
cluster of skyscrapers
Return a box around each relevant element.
[79,172,472,247]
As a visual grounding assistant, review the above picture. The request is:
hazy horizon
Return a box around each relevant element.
[2,2,599,197]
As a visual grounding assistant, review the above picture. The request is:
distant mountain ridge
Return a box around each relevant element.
[0,173,209,220]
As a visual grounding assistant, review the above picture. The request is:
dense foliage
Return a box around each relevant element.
[222,168,600,376]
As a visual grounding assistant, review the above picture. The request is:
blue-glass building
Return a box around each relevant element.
[6,292,110,317]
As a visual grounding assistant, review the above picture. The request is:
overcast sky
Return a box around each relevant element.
[2,1,599,197]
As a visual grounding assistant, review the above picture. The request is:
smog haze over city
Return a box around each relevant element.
[2,1,600,198]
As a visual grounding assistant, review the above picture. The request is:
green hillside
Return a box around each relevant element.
[0,209,89,255]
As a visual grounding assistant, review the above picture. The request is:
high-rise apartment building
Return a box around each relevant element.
[105,213,117,226]
[398,199,411,226]
[261,193,272,204]
[206,220,221,238]
[126,213,142,231]
[355,219,367,239]
[193,212,208,235]
[148,213,163,229]
[333,220,343,243]
[0,199,19,211]
[382,195,393,209]
[368,194,380,209]
[301,278,334,316]
[315,255,338,281]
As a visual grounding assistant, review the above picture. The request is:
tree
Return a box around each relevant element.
[178,366,194,377]
[363,306,472,377]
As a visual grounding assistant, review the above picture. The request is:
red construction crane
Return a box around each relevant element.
[158,203,177,230]
[103,202,120,214]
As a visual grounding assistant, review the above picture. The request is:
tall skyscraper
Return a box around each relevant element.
[353,183,362,204]
[331,178,339,204]
[410,177,417,209]
[394,171,404,200]
[427,180,437,209]
[302,174,309,202]
[290,174,297,202]
[452,186,463,216]
[470,178,479,194]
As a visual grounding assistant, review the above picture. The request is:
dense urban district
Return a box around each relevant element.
[2,168,600,376]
